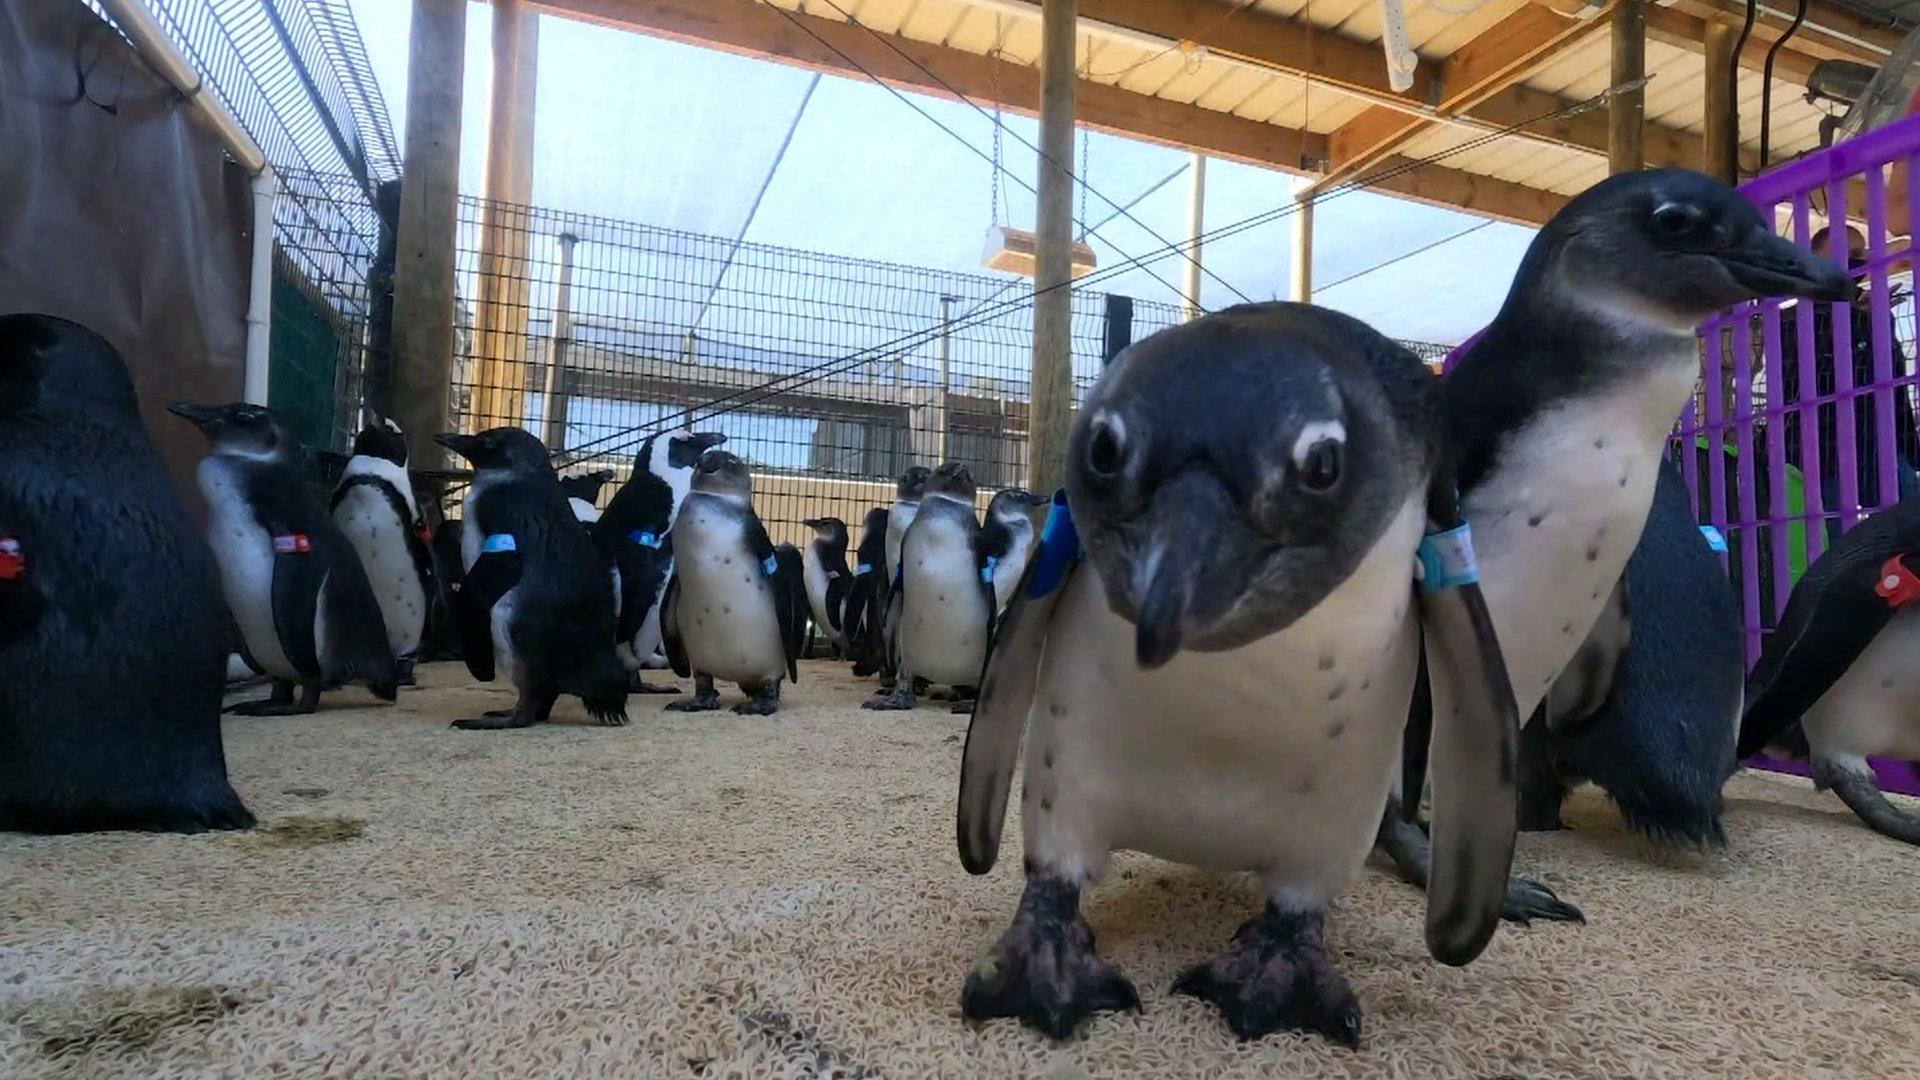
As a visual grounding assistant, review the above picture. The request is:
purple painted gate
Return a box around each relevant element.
[1447,121,1920,794]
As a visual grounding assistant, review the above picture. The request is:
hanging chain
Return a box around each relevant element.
[989,16,1003,228]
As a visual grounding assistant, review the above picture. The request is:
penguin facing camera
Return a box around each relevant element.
[877,465,932,692]
[1377,167,1853,920]
[801,516,854,656]
[865,462,994,714]
[561,469,616,523]
[659,449,807,715]
[596,429,727,693]
[437,427,631,730]
[957,303,1521,1046]
[330,415,434,686]
[1523,458,1743,846]
[979,488,1051,616]
[844,505,890,677]
[0,314,253,833]
[170,401,400,715]
[1740,491,1920,845]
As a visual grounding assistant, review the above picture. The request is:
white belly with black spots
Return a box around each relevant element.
[992,528,1036,614]
[901,517,990,688]
[198,457,299,681]
[333,486,425,655]
[1024,497,1425,900]
[802,544,841,644]
[1466,359,1696,720]
[1802,607,1920,766]
[674,499,785,685]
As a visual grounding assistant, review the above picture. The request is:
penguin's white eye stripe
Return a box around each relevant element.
[1291,421,1345,466]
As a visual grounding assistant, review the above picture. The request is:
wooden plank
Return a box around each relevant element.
[1703,19,1736,181]
[1030,0,1075,495]
[1610,0,1645,174]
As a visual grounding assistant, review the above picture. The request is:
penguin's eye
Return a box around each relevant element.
[1297,439,1342,492]
[1085,417,1126,479]
[1651,202,1704,239]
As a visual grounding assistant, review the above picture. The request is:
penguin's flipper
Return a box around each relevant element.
[841,575,868,647]
[269,536,326,679]
[659,574,689,678]
[0,547,43,652]
[456,547,522,682]
[1412,497,1521,968]
[824,569,851,635]
[318,546,401,696]
[957,493,1078,876]
[773,543,807,682]
[974,538,1001,653]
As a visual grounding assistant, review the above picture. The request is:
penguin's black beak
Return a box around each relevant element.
[1026,490,1054,506]
[166,401,220,429]
[435,432,481,461]
[692,431,728,452]
[1720,232,1854,302]
[802,518,826,529]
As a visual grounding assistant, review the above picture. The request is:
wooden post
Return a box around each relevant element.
[1609,0,1645,175]
[1702,20,1737,184]
[1182,152,1206,320]
[1028,0,1076,496]
[470,1,540,432]
[391,0,466,468]
[1290,193,1313,303]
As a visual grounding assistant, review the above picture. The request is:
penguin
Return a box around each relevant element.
[169,402,401,714]
[801,516,854,655]
[978,487,1051,615]
[560,469,615,523]
[884,465,931,588]
[1375,168,1852,918]
[594,429,727,693]
[864,462,994,713]
[1521,457,1743,846]
[436,427,631,729]
[956,303,1522,1045]
[658,450,808,715]
[425,518,466,661]
[0,314,253,833]
[329,416,434,685]
[1738,491,1920,845]
[843,506,890,677]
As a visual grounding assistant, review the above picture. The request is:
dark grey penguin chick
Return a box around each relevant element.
[864,462,994,714]
[1739,491,1920,845]
[170,401,400,715]
[0,314,253,833]
[800,515,853,655]
[1378,168,1852,919]
[844,505,891,677]
[437,427,630,730]
[658,450,807,715]
[330,415,434,686]
[956,302,1522,1046]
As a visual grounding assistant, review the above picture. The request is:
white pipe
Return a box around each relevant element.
[1182,153,1206,320]
[244,169,279,406]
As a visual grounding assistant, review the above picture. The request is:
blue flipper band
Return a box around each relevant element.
[1026,489,1079,600]
[628,530,663,549]
[1416,523,1477,593]
[761,555,778,577]
[1698,525,1728,553]
[481,533,517,554]
[856,562,873,575]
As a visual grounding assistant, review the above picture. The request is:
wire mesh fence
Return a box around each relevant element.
[447,194,1451,543]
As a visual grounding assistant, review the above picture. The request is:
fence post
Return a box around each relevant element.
[541,232,578,453]
[1103,294,1133,366]
[364,178,402,420]
[470,0,539,430]
[1609,0,1646,174]
[1028,0,1077,496]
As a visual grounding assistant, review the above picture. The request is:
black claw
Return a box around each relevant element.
[1503,877,1585,924]
[961,878,1138,1041]
[450,713,533,730]
[1173,907,1362,1046]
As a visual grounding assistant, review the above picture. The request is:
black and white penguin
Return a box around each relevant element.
[437,427,631,729]
[170,402,400,714]
[843,505,890,677]
[1377,168,1851,917]
[426,518,466,661]
[595,429,727,692]
[0,314,253,833]
[800,516,853,654]
[659,450,807,715]
[865,462,993,713]
[1522,458,1743,846]
[330,416,433,685]
[1739,491,1920,844]
[978,487,1050,615]
[884,464,931,587]
[560,469,615,523]
[957,303,1521,1045]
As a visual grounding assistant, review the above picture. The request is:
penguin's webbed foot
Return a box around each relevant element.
[630,677,680,694]
[1173,906,1361,1047]
[1502,876,1584,924]
[665,691,721,713]
[395,655,419,688]
[732,683,781,716]
[450,710,535,730]
[225,681,316,716]
[961,877,1138,1040]
[951,700,976,715]
[862,685,916,711]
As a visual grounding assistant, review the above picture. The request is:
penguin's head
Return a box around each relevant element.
[925,462,977,503]
[433,427,552,477]
[897,465,931,500]
[168,401,292,460]
[1068,303,1416,670]
[803,516,849,549]
[2,314,138,420]
[691,448,753,500]
[350,414,410,467]
[862,505,890,539]
[559,469,616,504]
[988,487,1049,527]
[1526,168,1852,334]
[644,428,728,476]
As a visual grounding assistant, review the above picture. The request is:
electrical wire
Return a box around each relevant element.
[1311,219,1495,294]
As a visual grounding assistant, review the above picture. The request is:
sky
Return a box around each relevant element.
[346,1,1538,346]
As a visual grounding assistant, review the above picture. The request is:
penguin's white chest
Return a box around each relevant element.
[802,544,841,642]
[901,514,990,687]
[674,501,785,685]
[992,526,1036,614]
[1025,498,1425,897]
[885,501,918,582]
[197,458,298,681]
[570,497,601,524]
[1803,607,1920,764]
[332,484,426,655]
[1467,362,1695,719]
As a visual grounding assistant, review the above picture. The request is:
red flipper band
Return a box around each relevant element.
[1873,556,1920,608]
[272,533,312,554]
[0,537,22,581]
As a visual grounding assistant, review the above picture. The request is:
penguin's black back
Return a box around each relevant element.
[0,315,252,833]
[593,464,679,644]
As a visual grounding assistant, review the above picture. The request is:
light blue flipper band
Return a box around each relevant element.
[1416,523,1478,593]
[856,562,873,575]
[980,554,998,584]
[762,554,778,577]
[1698,525,1728,553]
[628,530,663,549]
[481,533,517,554]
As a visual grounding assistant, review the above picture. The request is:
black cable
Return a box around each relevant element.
[1313,220,1495,294]
[1730,0,1759,177]
[1760,0,1809,169]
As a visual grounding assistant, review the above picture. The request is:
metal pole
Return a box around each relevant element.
[1290,192,1314,303]
[937,295,954,462]
[1029,0,1077,496]
[1610,0,1646,175]
[541,233,578,452]
[1182,153,1206,320]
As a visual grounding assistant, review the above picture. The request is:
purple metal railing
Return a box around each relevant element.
[1445,122,1920,794]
